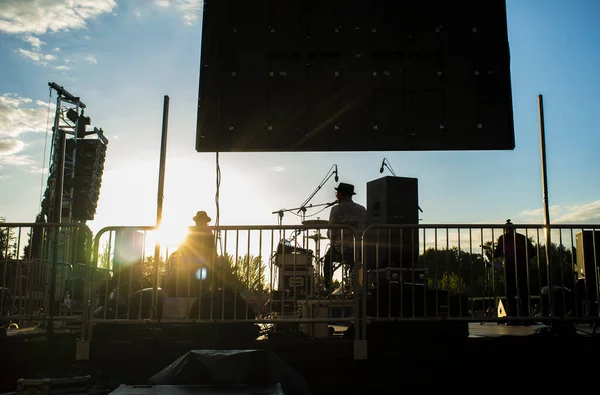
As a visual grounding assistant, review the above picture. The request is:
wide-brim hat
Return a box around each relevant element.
[193,210,211,223]
[335,182,356,195]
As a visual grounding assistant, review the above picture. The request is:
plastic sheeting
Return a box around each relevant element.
[148,349,310,395]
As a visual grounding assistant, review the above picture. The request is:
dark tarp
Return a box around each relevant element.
[148,349,310,395]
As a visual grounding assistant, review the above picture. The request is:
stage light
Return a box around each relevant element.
[66,109,78,123]
[76,115,91,138]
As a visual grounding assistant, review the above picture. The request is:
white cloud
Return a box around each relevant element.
[85,55,97,64]
[17,48,57,66]
[0,93,53,170]
[0,93,52,140]
[519,201,600,224]
[53,47,60,52]
[24,35,44,48]
[1,154,35,166]
[0,153,45,173]
[154,0,202,25]
[18,48,41,62]
[0,0,117,35]
[0,138,25,156]
[55,65,70,70]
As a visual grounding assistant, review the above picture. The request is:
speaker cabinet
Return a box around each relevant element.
[365,176,419,269]
[576,231,600,313]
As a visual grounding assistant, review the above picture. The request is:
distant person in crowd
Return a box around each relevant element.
[323,182,367,293]
[494,219,536,322]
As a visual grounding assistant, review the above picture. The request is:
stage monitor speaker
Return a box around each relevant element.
[576,230,600,308]
[365,176,419,269]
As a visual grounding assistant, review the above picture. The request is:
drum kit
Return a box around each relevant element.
[301,219,329,288]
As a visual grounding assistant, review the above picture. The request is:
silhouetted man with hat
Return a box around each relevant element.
[494,219,536,320]
[323,182,367,293]
[178,211,217,293]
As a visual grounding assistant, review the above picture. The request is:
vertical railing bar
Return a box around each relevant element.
[536,227,542,316]
[138,230,147,320]
[246,230,251,320]
[492,227,499,319]
[1,226,10,317]
[233,229,240,320]
[569,228,579,317]
[185,231,191,320]
[468,228,474,318]
[422,228,426,318]
[558,230,566,318]
[25,226,34,320]
[457,228,462,318]
[411,227,416,319]
[434,228,439,318]
[399,227,404,319]
[102,231,113,320]
[258,229,263,320]
[592,228,599,317]
[222,230,228,320]
[525,228,532,318]
[445,227,450,318]
[269,230,274,318]
[16,228,23,318]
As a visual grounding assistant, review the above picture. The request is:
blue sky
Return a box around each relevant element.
[0,0,599,244]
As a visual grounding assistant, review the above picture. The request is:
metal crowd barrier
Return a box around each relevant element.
[0,222,92,330]
[86,224,362,342]
[4,222,597,342]
[360,224,600,333]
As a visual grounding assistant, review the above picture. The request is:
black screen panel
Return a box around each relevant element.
[197,0,514,152]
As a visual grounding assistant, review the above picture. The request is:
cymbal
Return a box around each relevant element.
[307,234,328,241]
[302,219,328,226]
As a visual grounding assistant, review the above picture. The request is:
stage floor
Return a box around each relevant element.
[5,321,598,339]
[1,321,599,394]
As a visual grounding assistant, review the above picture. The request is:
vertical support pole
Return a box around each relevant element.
[538,94,554,319]
[49,101,66,335]
[152,95,170,318]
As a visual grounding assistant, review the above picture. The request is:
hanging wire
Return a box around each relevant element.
[38,87,53,207]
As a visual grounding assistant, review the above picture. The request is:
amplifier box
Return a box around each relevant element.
[274,253,312,268]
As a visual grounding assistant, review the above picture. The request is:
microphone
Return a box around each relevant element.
[334,164,339,182]
[327,200,338,207]
[379,158,385,173]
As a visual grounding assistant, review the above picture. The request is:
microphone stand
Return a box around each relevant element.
[271,201,335,224]
[296,165,337,222]
[271,201,335,255]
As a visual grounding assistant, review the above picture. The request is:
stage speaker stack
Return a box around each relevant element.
[365,176,420,270]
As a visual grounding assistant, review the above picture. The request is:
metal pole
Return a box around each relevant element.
[538,94,554,318]
[48,97,66,335]
[152,95,170,318]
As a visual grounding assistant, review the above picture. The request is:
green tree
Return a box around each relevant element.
[142,255,167,289]
[0,217,17,260]
[420,246,497,297]
[222,253,267,292]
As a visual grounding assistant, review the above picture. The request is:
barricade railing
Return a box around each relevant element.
[0,222,93,330]
[7,221,595,341]
[86,224,362,341]
[360,223,599,337]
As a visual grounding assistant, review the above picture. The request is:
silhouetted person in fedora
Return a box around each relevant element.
[494,219,536,321]
[323,182,367,293]
[177,211,217,293]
